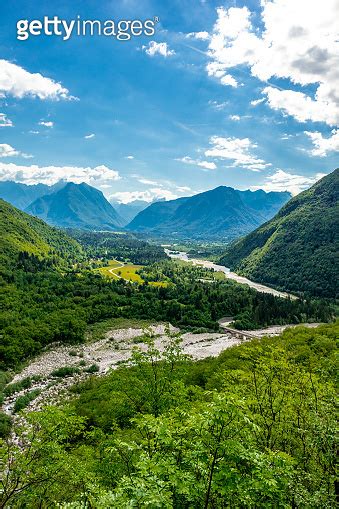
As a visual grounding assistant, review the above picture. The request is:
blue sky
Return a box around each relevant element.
[0,0,338,203]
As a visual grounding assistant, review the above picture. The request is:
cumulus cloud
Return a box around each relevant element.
[205,1,339,126]
[263,87,338,125]
[220,74,238,87]
[186,31,209,41]
[143,41,175,57]
[229,114,240,121]
[0,59,75,100]
[177,156,217,171]
[109,188,177,204]
[0,143,32,159]
[0,162,120,186]
[304,129,339,157]
[39,120,54,128]
[254,170,327,195]
[125,155,134,159]
[0,144,20,158]
[205,136,270,172]
[84,133,95,139]
[0,113,13,127]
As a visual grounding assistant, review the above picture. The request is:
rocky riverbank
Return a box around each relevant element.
[2,322,321,417]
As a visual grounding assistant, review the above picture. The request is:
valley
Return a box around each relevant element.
[164,249,296,299]
[0,170,337,508]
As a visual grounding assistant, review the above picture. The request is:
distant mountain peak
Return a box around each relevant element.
[26,182,124,230]
[127,185,291,240]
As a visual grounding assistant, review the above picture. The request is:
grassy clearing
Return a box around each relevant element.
[149,281,169,287]
[97,260,168,286]
[97,260,143,282]
[117,265,144,283]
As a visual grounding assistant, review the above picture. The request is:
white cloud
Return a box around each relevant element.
[263,87,338,125]
[205,136,270,172]
[220,74,238,87]
[0,144,20,157]
[39,120,54,128]
[0,143,32,159]
[175,186,191,193]
[143,41,175,58]
[109,188,178,204]
[138,178,162,186]
[208,100,229,110]
[0,162,120,186]
[0,59,75,100]
[304,129,339,157]
[205,1,339,126]
[177,156,217,171]
[229,114,240,121]
[0,113,13,127]
[28,130,39,135]
[84,133,95,139]
[125,155,134,159]
[186,31,210,41]
[250,98,265,107]
[254,170,327,195]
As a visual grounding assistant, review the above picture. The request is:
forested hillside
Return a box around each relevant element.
[0,199,82,270]
[0,200,332,369]
[68,229,168,265]
[0,184,337,509]
[219,169,339,298]
[1,322,337,507]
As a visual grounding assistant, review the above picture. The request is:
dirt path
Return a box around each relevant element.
[108,261,124,279]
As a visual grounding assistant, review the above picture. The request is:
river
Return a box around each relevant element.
[164,249,296,300]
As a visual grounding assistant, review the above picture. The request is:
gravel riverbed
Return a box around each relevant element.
[2,322,321,416]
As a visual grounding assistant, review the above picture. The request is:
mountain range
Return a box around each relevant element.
[0,180,64,210]
[219,169,338,298]
[2,170,336,297]
[127,186,291,240]
[0,181,291,239]
[111,199,153,226]
[25,182,125,230]
[0,180,144,227]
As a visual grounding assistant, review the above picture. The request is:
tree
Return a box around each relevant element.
[0,408,91,508]
[93,394,295,508]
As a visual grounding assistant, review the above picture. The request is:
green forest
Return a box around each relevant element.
[67,230,168,266]
[219,169,339,299]
[0,323,337,507]
[0,198,337,508]
[0,256,333,369]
